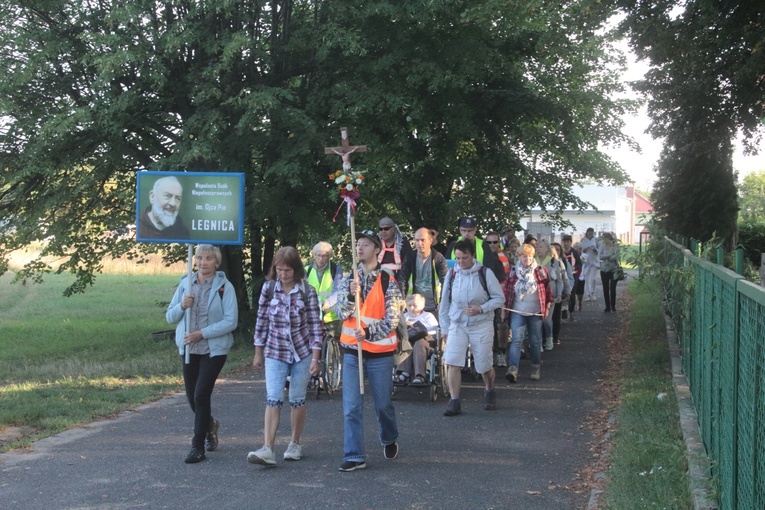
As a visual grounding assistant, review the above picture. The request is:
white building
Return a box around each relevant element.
[519,184,652,245]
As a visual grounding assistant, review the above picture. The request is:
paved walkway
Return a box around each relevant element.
[1,285,628,510]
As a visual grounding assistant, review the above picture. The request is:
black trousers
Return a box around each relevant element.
[600,270,618,310]
[182,353,227,449]
[552,302,562,341]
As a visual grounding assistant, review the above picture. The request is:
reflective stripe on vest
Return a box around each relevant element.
[339,275,397,353]
[497,251,510,276]
[378,243,402,272]
[305,265,339,323]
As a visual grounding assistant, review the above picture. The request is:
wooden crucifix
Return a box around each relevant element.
[324,127,368,395]
[324,127,367,171]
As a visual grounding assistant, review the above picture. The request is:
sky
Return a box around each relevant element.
[602,44,764,193]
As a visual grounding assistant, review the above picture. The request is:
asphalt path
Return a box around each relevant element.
[1,284,626,510]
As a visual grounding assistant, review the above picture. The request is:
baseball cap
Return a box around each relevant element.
[356,229,382,248]
[459,216,476,228]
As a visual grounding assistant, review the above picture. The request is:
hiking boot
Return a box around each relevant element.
[205,418,219,452]
[483,389,497,411]
[339,460,366,472]
[530,364,541,381]
[505,365,518,383]
[184,447,205,464]
[247,445,276,466]
[443,398,462,416]
[283,441,302,461]
[383,442,399,460]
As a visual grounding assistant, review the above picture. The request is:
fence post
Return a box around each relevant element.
[691,238,699,256]
[717,245,725,266]
[735,245,744,275]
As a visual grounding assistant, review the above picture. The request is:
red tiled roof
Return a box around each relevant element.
[635,192,653,213]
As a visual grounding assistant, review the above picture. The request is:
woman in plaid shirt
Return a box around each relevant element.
[247,247,324,466]
[503,243,552,384]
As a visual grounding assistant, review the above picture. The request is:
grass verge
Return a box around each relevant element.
[0,271,253,452]
[602,278,692,509]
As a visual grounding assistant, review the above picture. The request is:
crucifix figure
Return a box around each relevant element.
[324,127,367,171]
[323,127,369,395]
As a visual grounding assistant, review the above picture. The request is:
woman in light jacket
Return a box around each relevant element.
[598,232,621,312]
[166,244,238,464]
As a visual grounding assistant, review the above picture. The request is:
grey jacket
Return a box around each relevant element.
[166,271,238,357]
[438,261,504,331]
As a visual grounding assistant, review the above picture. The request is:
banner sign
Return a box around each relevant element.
[135,170,245,245]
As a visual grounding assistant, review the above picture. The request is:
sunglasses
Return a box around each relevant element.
[486,240,499,244]
[378,226,393,231]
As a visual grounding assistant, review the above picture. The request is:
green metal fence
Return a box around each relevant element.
[663,238,765,510]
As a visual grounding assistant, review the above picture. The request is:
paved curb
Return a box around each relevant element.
[664,312,718,510]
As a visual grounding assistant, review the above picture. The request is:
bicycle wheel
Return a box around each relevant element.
[439,353,450,398]
[324,337,342,393]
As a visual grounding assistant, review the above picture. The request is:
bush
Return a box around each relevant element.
[738,221,765,267]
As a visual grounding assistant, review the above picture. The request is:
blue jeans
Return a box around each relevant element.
[264,355,313,407]
[342,352,398,462]
[508,313,543,367]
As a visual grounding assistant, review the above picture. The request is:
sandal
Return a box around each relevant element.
[393,372,409,384]
[411,375,426,385]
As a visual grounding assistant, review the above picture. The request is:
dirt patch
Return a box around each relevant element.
[572,292,634,508]
[0,426,38,447]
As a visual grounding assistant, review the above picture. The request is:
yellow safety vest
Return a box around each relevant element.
[450,237,486,264]
[305,264,339,323]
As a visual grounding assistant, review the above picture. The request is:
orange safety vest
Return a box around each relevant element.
[378,242,402,272]
[340,274,398,354]
[497,251,510,276]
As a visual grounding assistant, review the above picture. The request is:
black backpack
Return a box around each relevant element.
[445,266,489,305]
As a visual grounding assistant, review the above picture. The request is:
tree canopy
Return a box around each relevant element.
[739,170,765,224]
[0,0,632,298]
[617,0,765,243]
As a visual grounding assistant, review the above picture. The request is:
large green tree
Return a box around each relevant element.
[618,0,765,243]
[0,0,631,301]
[739,170,765,223]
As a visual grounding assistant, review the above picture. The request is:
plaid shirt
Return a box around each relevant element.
[334,265,404,342]
[503,265,552,313]
[254,280,323,362]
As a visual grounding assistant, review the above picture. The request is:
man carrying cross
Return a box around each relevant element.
[334,229,404,471]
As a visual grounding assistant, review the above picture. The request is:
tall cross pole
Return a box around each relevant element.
[324,127,368,395]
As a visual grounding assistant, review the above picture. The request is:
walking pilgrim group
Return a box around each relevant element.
[166,220,621,470]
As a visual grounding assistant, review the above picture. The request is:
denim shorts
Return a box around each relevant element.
[264,355,312,408]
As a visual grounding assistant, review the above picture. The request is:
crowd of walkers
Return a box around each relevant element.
[164,218,622,471]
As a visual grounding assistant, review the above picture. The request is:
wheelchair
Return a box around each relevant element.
[392,327,450,402]
[309,323,342,398]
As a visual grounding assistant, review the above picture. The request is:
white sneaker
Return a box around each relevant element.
[283,441,302,461]
[247,445,276,466]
